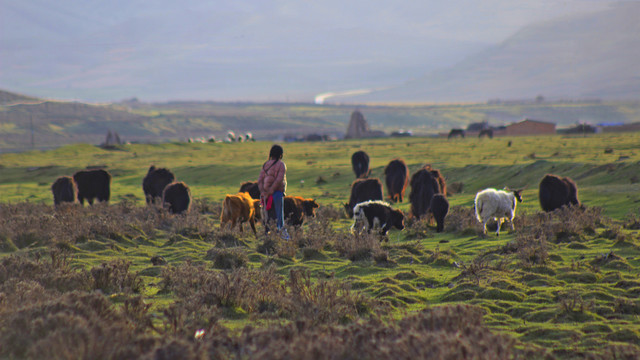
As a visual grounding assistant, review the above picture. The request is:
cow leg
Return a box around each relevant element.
[88,198,94,205]
[496,218,503,236]
[482,218,488,235]
[250,218,257,235]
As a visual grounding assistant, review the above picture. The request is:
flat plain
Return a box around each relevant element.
[1,133,640,359]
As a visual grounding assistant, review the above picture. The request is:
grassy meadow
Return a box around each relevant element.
[1,133,640,359]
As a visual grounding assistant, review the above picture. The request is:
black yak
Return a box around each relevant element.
[539,174,580,212]
[344,178,384,218]
[143,166,175,204]
[163,182,191,214]
[431,194,449,233]
[351,150,371,178]
[73,169,111,205]
[51,176,77,206]
[409,167,441,219]
[384,159,409,203]
[239,181,261,200]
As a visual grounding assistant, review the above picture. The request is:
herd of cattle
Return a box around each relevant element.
[49,151,581,237]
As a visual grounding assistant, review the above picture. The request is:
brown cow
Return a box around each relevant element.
[221,192,261,234]
[384,159,409,203]
[283,196,319,226]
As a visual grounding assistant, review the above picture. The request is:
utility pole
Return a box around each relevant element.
[30,115,35,149]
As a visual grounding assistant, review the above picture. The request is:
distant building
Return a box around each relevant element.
[504,119,556,136]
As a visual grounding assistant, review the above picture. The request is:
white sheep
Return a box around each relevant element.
[474,188,523,236]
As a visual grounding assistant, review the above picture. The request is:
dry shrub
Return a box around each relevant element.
[515,206,604,243]
[0,250,91,296]
[258,230,297,259]
[0,291,152,360]
[205,247,248,269]
[624,211,640,230]
[188,304,539,360]
[282,269,381,323]
[502,233,549,267]
[444,205,479,234]
[315,204,345,221]
[334,230,387,262]
[160,263,384,327]
[91,259,144,294]
[295,216,336,250]
[0,201,167,247]
[404,217,435,239]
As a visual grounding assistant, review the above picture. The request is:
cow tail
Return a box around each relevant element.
[222,197,231,221]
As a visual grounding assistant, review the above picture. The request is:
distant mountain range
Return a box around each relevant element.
[330,2,640,103]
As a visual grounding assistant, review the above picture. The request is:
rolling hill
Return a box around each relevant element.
[332,2,640,103]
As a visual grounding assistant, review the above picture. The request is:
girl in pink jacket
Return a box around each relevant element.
[257,144,288,239]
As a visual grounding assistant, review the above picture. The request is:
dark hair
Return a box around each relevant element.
[269,144,283,160]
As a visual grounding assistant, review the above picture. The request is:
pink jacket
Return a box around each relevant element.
[258,159,287,195]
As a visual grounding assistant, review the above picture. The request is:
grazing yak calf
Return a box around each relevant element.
[474,188,523,236]
[143,166,175,204]
[238,181,261,200]
[351,150,371,179]
[431,194,449,233]
[73,169,111,205]
[162,182,192,214]
[351,200,405,235]
[220,192,261,234]
[384,159,409,203]
[539,174,580,212]
[283,196,319,226]
[344,178,384,218]
[51,176,77,206]
[409,166,442,219]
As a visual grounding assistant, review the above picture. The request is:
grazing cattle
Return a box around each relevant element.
[282,196,319,226]
[73,169,111,205]
[220,192,261,234]
[351,200,405,235]
[51,176,77,206]
[409,167,441,219]
[142,166,175,204]
[539,174,580,212]
[423,165,447,197]
[479,129,494,138]
[239,181,261,200]
[448,129,465,139]
[384,159,409,203]
[344,178,384,218]
[351,150,371,179]
[474,188,523,236]
[162,182,191,214]
[431,194,449,233]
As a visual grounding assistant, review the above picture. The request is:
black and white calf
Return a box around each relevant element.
[351,200,405,235]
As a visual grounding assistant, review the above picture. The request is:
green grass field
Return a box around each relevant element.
[1,133,640,358]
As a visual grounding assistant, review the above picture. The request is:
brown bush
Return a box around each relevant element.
[334,230,387,262]
[205,247,248,269]
[91,259,144,294]
[444,205,479,234]
[0,291,150,360]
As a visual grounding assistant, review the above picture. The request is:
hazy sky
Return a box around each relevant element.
[0,0,633,102]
